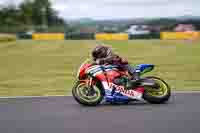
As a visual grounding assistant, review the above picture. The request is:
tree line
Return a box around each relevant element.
[0,0,65,33]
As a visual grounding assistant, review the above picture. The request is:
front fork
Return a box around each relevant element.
[87,77,93,88]
[85,77,97,96]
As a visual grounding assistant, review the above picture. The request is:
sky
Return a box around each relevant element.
[0,0,199,20]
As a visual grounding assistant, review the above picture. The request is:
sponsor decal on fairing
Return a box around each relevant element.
[102,81,143,100]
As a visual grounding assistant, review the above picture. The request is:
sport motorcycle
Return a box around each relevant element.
[72,59,171,106]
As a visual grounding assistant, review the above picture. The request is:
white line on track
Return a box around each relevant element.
[173,91,200,93]
[0,95,68,99]
[0,91,200,99]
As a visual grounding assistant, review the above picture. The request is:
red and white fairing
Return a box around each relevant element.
[77,61,144,100]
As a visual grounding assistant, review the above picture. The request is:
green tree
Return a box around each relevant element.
[1,5,21,25]
[0,0,66,33]
[19,0,34,25]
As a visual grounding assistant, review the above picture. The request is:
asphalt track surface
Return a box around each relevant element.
[0,93,200,133]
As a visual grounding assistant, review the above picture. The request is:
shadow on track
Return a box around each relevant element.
[72,92,176,108]
[74,100,175,108]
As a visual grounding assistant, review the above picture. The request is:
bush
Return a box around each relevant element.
[16,32,32,39]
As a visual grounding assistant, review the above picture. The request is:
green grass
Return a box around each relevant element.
[0,39,200,96]
[0,34,16,42]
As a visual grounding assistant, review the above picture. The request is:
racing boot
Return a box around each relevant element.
[113,77,128,86]
[125,72,140,90]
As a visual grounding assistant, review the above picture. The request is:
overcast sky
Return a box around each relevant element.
[0,0,199,19]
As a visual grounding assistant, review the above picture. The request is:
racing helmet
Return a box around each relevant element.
[92,44,112,60]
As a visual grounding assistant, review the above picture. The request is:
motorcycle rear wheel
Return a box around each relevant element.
[143,76,171,104]
[72,81,105,106]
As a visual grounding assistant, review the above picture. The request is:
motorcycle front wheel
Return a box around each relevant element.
[142,76,171,104]
[72,81,105,106]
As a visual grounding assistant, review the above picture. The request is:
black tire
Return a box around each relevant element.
[72,81,105,106]
[142,76,171,104]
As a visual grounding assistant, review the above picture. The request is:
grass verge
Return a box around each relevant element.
[0,39,200,96]
[0,34,16,42]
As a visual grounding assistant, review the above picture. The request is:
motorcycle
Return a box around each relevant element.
[72,59,171,106]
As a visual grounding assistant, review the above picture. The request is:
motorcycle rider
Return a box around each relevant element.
[91,43,140,89]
